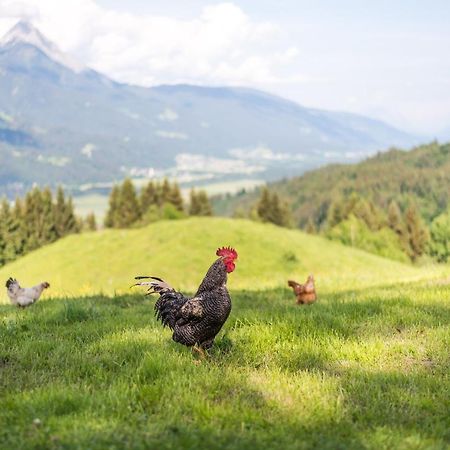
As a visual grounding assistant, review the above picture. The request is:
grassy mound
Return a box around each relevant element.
[0,217,448,301]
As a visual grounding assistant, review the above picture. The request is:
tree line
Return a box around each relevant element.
[104,178,213,228]
[0,186,85,267]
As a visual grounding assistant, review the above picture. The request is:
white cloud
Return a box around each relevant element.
[0,1,298,88]
[80,142,95,158]
[37,154,70,166]
[155,130,188,140]
[158,107,178,122]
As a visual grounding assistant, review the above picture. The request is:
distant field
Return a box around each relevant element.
[1,218,448,300]
[72,178,264,222]
[1,281,449,449]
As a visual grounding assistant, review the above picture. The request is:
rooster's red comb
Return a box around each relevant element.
[216,246,238,260]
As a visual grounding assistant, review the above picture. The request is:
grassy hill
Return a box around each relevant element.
[0,217,448,301]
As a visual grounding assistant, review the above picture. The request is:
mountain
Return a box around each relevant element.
[0,20,419,197]
[214,141,450,226]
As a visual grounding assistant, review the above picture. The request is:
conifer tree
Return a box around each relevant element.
[256,187,271,222]
[115,178,141,228]
[85,212,97,231]
[160,178,171,206]
[167,182,184,212]
[23,187,44,251]
[104,184,120,228]
[189,189,212,216]
[388,200,405,235]
[140,181,159,213]
[41,187,58,244]
[405,204,429,261]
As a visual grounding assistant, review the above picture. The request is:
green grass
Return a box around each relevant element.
[0,218,448,300]
[1,218,449,449]
[0,282,449,449]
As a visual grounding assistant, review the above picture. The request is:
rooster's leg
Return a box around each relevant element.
[192,344,207,362]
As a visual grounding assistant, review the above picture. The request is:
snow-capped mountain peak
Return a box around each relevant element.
[0,20,84,73]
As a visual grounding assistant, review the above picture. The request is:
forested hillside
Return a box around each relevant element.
[214,141,450,262]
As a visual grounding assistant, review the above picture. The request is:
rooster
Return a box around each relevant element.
[5,278,50,308]
[288,275,316,305]
[133,246,238,357]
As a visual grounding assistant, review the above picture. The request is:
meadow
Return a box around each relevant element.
[0,218,449,449]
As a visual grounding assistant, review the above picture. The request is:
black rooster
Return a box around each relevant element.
[133,246,238,357]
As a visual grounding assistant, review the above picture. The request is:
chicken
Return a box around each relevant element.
[288,275,316,305]
[5,278,50,308]
[133,246,238,357]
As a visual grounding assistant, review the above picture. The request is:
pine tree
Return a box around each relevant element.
[23,187,44,251]
[196,190,212,216]
[140,181,159,213]
[167,182,184,212]
[85,212,97,231]
[388,200,405,235]
[104,185,120,228]
[116,178,141,228]
[405,204,429,261]
[189,189,212,216]
[256,187,271,222]
[0,199,9,266]
[41,187,58,244]
[54,187,79,237]
[160,178,171,206]
[189,189,200,215]
[326,199,345,228]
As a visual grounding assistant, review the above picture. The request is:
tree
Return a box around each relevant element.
[189,189,212,216]
[167,182,184,212]
[388,200,404,235]
[428,211,450,262]
[104,185,120,228]
[256,187,271,222]
[160,178,171,206]
[140,181,159,213]
[405,204,429,261]
[85,212,97,231]
[54,186,79,237]
[256,187,291,227]
[115,178,141,228]
[41,187,58,244]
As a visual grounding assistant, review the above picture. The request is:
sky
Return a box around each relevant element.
[0,0,449,135]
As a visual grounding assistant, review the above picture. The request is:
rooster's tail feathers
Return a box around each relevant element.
[131,276,173,294]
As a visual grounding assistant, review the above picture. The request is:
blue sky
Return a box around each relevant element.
[1,0,449,134]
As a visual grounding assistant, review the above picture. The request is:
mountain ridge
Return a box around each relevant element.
[0,20,419,197]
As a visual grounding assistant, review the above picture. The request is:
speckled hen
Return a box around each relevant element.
[133,247,238,355]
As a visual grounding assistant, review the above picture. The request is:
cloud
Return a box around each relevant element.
[155,130,188,140]
[158,108,178,122]
[80,142,96,158]
[0,1,298,88]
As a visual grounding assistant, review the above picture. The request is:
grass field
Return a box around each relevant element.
[1,282,449,449]
[0,218,449,449]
